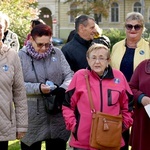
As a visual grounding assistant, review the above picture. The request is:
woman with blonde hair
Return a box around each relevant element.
[111,11,150,150]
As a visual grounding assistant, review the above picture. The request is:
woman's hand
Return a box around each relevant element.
[141,96,150,106]
[16,132,26,140]
[40,84,51,94]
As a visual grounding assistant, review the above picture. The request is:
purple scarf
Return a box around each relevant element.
[26,41,53,60]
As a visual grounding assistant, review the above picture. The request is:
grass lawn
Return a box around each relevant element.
[8,140,72,150]
[8,140,45,150]
[8,140,130,150]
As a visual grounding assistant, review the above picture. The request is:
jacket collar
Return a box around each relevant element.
[74,33,92,48]
[124,38,146,48]
[87,65,114,79]
[145,59,150,74]
[0,42,10,55]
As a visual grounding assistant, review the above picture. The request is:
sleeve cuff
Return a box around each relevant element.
[39,83,44,94]
[138,94,145,104]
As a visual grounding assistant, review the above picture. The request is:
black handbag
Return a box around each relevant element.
[43,87,65,114]
[42,94,64,114]
[42,95,56,114]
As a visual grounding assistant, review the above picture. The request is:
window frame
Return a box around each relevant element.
[110,2,119,23]
[133,2,142,13]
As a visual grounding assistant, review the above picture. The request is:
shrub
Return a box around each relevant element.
[103,28,126,51]
[0,0,39,48]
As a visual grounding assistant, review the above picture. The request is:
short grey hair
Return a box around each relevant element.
[125,12,144,26]
[75,14,95,32]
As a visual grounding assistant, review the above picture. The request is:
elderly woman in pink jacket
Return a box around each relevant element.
[63,43,133,150]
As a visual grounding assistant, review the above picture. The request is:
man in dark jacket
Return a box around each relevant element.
[66,29,76,43]
[61,14,96,72]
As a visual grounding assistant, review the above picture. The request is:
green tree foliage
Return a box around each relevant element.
[144,23,150,41]
[0,0,39,48]
[64,0,118,23]
[103,28,125,51]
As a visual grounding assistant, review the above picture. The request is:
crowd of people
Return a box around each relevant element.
[0,10,149,150]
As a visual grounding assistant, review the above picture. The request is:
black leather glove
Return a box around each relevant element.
[50,87,66,112]
[51,87,66,103]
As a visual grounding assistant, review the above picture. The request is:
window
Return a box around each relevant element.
[111,2,119,22]
[70,3,77,23]
[133,2,142,13]
[98,14,102,23]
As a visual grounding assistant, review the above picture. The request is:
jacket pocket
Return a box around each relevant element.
[107,89,121,106]
[1,101,14,132]
[75,112,92,145]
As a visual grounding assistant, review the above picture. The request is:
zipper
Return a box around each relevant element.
[99,69,108,112]
[100,79,103,112]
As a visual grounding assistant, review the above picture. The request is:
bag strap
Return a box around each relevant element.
[30,56,40,115]
[85,70,96,113]
[31,56,39,82]
[85,70,122,116]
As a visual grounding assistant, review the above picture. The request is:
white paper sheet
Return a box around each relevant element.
[144,104,150,118]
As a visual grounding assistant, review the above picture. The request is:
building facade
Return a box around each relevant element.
[38,0,150,39]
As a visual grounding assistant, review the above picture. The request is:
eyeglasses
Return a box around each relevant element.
[89,57,108,62]
[33,39,51,48]
[125,24,143,31]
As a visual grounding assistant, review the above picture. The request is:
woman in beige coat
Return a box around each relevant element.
[0,13,28,150]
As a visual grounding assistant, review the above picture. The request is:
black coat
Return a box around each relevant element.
[62,33,92,72]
